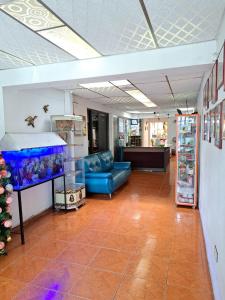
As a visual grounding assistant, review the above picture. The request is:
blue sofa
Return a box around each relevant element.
[84,151,131,198]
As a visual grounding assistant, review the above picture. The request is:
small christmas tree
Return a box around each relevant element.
[0,152,13,255]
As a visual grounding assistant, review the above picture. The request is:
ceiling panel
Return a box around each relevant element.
[87,86,127,97]
[0,11,75,66]
[135,81,171,94]
[145,0,225,47]
[174,92,198,102]
[171,78,202,93]
[108,96,138,104]
[128,73,166,84]
[0,51,32,69]
[42,0,156,55]
[73,88,102,99]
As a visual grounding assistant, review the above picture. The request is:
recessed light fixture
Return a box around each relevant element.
[180,107,195,112]
[0,0,63,31]
[110,80,131,86]
[127,111,155,114]
[80,82,112,89]
[0,0,101,59]
[39,26,101,59]
[125,89,157,108]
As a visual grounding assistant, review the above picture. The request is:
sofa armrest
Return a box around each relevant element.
[85,172,112,179]
[113,162,131,170]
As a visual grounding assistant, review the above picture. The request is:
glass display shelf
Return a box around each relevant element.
[175,114,199,208]
[51,115,86,210]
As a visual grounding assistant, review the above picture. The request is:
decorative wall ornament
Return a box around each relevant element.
[25,115,38,128]
[43,104,49,113]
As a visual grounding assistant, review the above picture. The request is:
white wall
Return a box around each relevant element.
[197,47,225,300]
[3,87,66,226]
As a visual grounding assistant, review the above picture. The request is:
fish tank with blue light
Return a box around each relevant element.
[0,133,67,191]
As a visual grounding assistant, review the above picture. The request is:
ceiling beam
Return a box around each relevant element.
[139,0,159,48]
[0,40,216,88]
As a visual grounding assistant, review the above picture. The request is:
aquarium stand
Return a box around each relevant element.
[15,173,66,245]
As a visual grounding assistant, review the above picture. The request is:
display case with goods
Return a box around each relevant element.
[51,115,86,210]
[175,114,199,208]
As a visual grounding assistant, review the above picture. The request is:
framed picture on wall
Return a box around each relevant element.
[208,73,213,104]
[204,79,209,108]
[217,42,225,90]
[207,112,211,143]
[223,99,225,140]
[210,109,215,139]
[215,103,223,149]
[211,60,218,103]
[203,114,207,140]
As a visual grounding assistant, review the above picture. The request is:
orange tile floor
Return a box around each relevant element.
[0,159,213,300]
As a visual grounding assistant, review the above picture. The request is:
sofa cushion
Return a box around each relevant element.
[98,151,114,171]
[111,169,130,191]
[84,154,102,173]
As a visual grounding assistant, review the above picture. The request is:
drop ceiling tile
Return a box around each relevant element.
[171,78,201,93]
[73,88,101,99]
[0,11,75,66]
[42,0,156,55]
[150,94,174,106]
[145,0,225,47]
[0,51,32,69]
[174,91,197,100]
[128,73,166,84]
[135,82,171,94]
[109,96,138,104]
[88,86,127,97]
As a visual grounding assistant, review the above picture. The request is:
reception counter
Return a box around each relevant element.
[123,146,170,172]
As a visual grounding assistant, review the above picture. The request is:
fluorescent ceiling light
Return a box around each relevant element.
[0,0,63,31]
[1,0,101,59]
[127,111,154,114]
[39,26,101,59]
[80,81,112,89]
[125,89,157,107]
[110,80,131,86]
[126,111,141,113]
[180,107,195,111]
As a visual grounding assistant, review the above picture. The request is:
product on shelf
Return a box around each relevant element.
[175,115,199,208]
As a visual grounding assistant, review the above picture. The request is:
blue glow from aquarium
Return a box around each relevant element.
[2,146,65,190]
[2,145,64,160]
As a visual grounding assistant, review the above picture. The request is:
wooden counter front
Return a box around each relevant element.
[123,147,170,171]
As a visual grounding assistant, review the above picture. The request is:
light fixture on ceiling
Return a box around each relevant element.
[39,26,100,59]
[179,107,195,113]
[125,89,157,108]
[80,82,112,89]
[110,80,131,86]
[0,0,101,59]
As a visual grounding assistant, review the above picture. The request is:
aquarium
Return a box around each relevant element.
[2,145,65,190]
